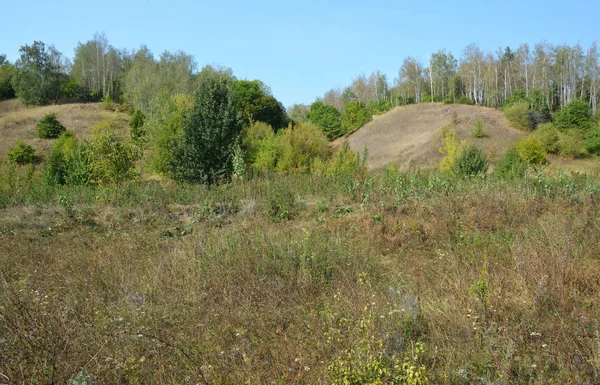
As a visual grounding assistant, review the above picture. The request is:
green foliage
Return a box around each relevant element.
[129,109,146,139]
[170,66,242,184]
[472,119,485,138]
[439,125,465,175]
[503,89,528,107]
[341,101,371,135]
[101,95,116,111]
[147,93,191,174]
[90,120,141,184]
[275,122,331,172]
[494,147,527,181]
[504,101,532,131]
[554,99,591,131]
[11,41,65,105]
[307,101,342,139]
[534,123,560,154]
[516,137,546,165]
[287,103,310,124]
[37,113,66,139]
[585,125,600,155]
[559,129,587,158]
[313,141,363,177]
[454,144,488,177]
[241,121,275,165]
[231,144,246,180]
[234,80,288,129]
[456,96,473,105]
[0,55,15,100]
[7,140,36,165]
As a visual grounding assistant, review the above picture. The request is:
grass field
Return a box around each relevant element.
[1,100,600,383]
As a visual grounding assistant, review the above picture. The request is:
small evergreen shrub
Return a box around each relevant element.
[554,99,591,131]
[7,140,36,165]
[453,144,488,177]
[129,109,146,139]
[472,120,485,138]
[516,137,546,165]
[504,101,532,131]
[494,147,527,181]
[37,113,66,139]
[534,123,560,154]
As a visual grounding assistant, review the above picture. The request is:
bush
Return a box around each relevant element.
[242,121,275,165]
[534,123,560,154]
[559,129,587,158]
[90,120,141,184]
[275,122,331,172]
[585,126,600,155]
[504,101,532,131]
[528,109,551,130]
[516,137,546,165]
[37,113,66,139]
[129,109,146,139]
[453,144,488,177]
[44,132,95,186]
[439,125,465,175]
[494,147,527,180]
[341,101,371,135]
[101,95,116,111]
[472,120,485,138]
[554,99,591,131]
[456,96,474,105]
[307,101,342,140]
[7,140,36,165]
[313,141,363,177]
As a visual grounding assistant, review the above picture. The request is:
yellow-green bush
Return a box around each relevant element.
[559,129,587,158]
[276,122,331,172]
[516,137,546,165]
[90,119,141,184]
[439,125,466,175]
[504,101,532,131]
[313,141,363,177]
[534,123,560,154]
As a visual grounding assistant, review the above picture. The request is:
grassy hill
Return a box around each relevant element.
[0,99,130,163]
[341,102,600,174]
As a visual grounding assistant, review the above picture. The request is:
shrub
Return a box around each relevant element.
[453,144,488,177]
[307,101,342,140]
[516,137,546,165]
[275,122,331,172]
[554,99,591,131]
[439,125,465,175]
[504,101,532,131]
[90,120,141,184]
[101,95,116,111]
[313,141,363,177]
[44,132,95,186]
[7,140,36,165]
[129,109,146,139]
[559,129,587,158]
[528,109,551,130]
[341,101,371,135]
[37,113,66,139]
[472,120,485,138]
[456,96,473,105]
[503,89,528,107]
[585,126,600,155]
[242,121,275,165]
[534,123,560,154]
[494,147,527,180]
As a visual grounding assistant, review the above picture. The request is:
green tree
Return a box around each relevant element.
[494,147,527,180]
[12,41,65,105]
[37,113,66,139]
[454,144,488,176]
[554,99,591,131]
[307,101,342,139]
[170,66,242,184]
[0,54,15,100]
[287,103,310,124]
[341,101,371,135]
[129,109,146,139]
[234,80,288,129]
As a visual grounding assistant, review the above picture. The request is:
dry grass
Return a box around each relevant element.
[340,103,527,171]
[0,99,130,163]
[1,172,600,384]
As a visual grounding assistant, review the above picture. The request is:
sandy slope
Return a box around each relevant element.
[341,103,527,171]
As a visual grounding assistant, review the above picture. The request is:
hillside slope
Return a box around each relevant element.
[0,99,130,163]
[343,103,527,171]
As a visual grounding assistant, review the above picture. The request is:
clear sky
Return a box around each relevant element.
[1,0,598,107]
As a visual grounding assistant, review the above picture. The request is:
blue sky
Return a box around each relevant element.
[1,0,598,107]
